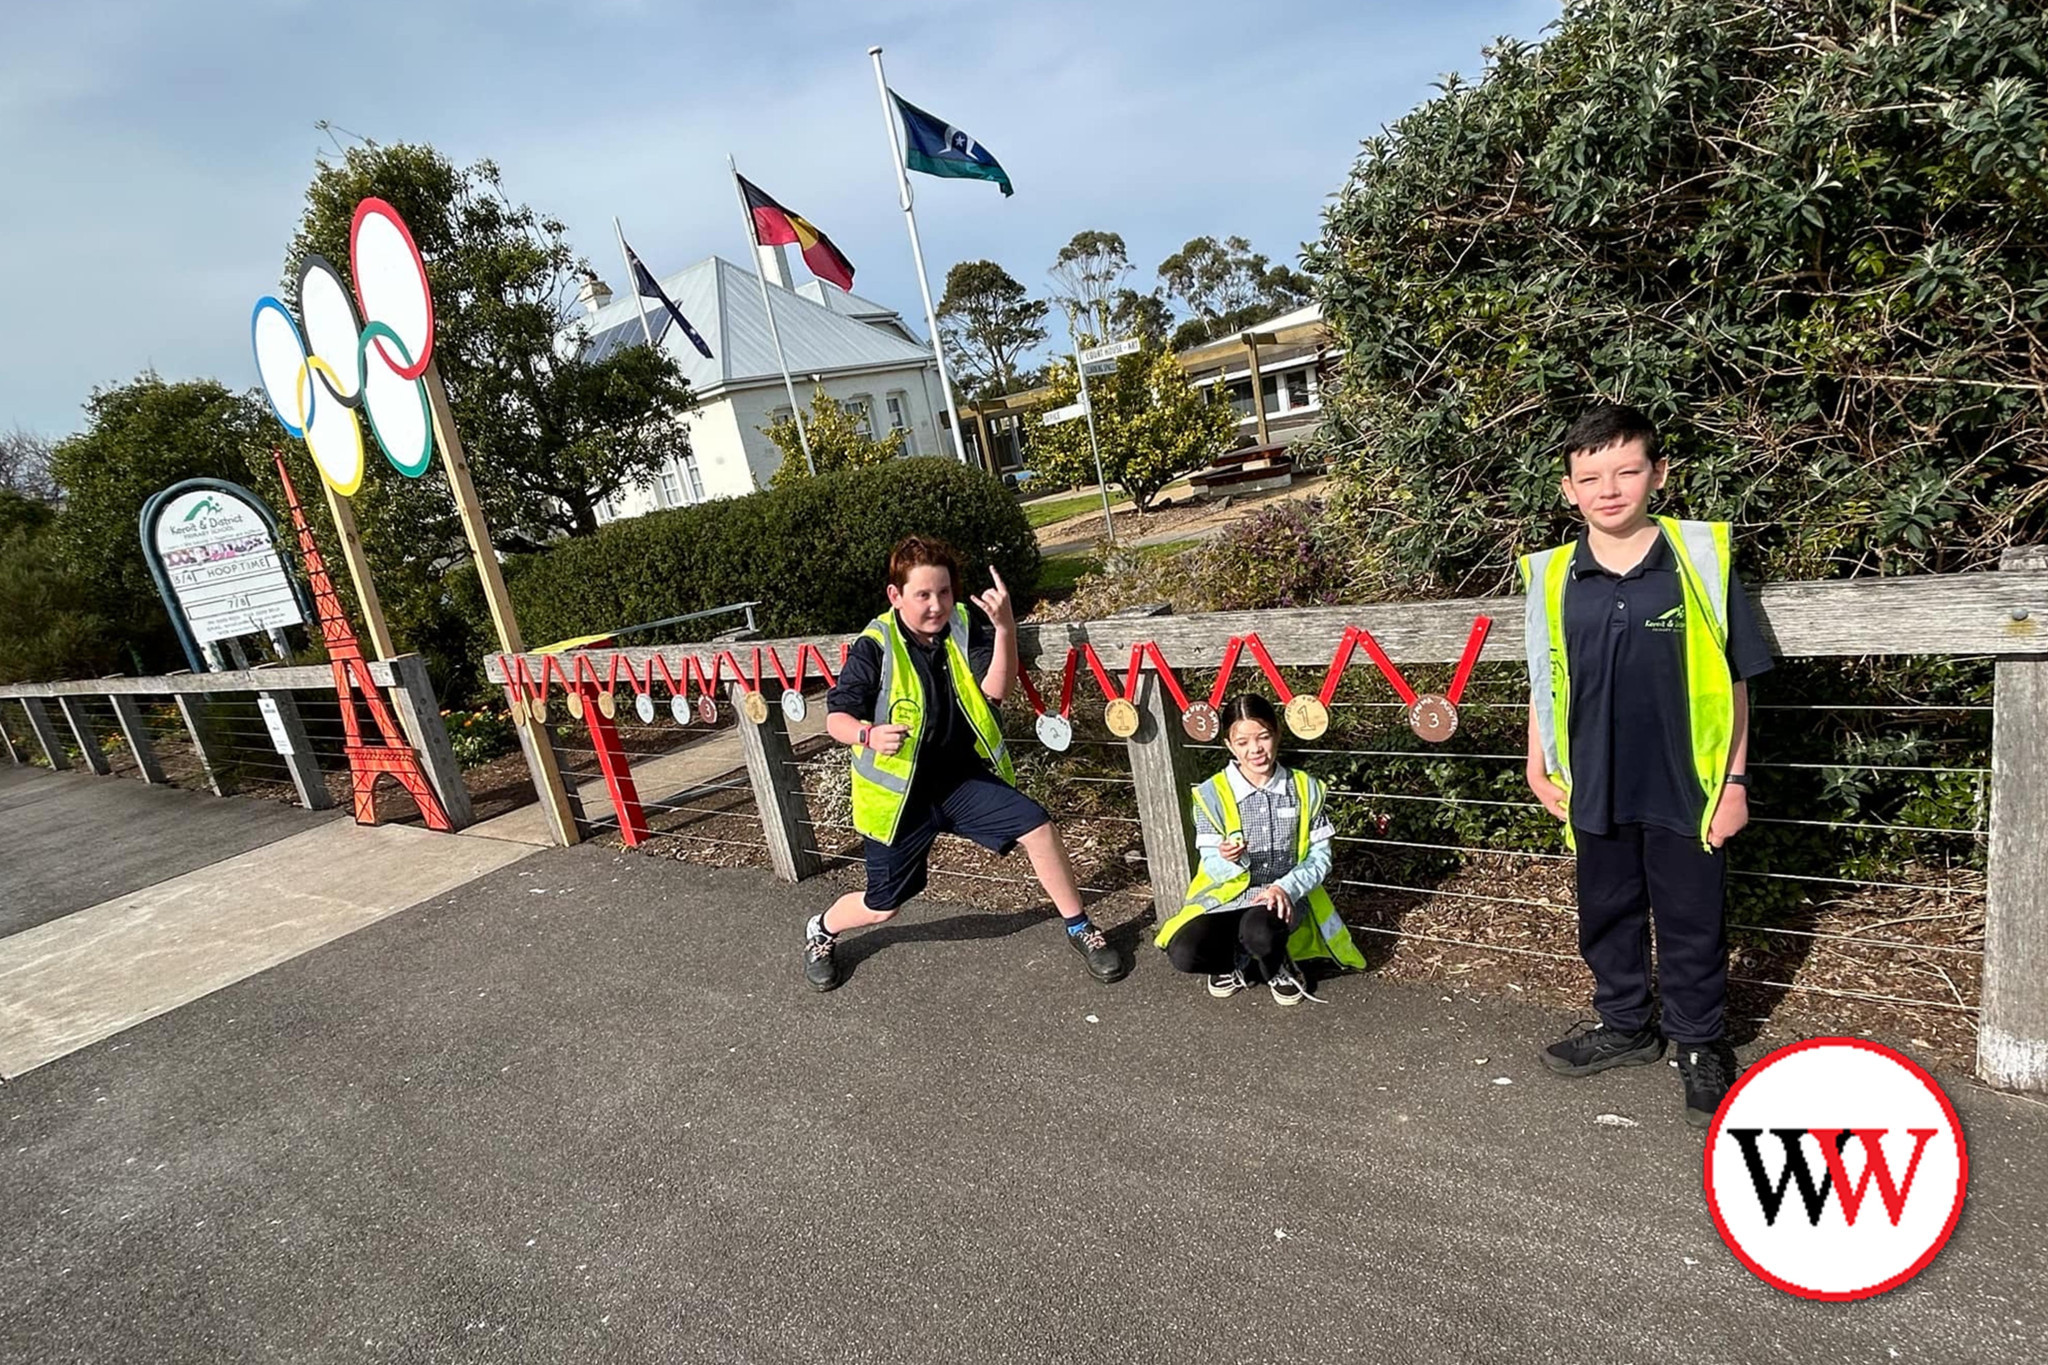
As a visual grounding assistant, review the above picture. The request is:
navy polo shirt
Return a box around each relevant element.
[1561,532,1774,838]
[828,610,998,795]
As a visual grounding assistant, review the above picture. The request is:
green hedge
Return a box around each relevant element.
[506,458,1041,647]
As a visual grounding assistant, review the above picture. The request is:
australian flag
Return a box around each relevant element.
[892,91,1014,197]
[622,238,713,359]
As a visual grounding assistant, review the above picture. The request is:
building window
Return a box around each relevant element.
[847,394,876,438]
[680,450,704,502]
[656,466,683,507]
[885,391,914,454]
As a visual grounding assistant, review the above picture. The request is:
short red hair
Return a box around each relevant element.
[887,535,964,600]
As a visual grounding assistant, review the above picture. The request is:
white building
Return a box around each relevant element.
[574,248,950,521]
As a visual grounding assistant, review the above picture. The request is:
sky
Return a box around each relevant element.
[0,0,1560,441]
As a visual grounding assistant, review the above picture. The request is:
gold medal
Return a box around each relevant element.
[597,690,617,720]
[1284,695,1330,740]
[742,690,770,725]
[507,695,528,726]
[566,691,585,720]
[530,695,547,725]
[1104,698,1141,738]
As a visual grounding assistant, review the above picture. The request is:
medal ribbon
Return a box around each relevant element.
[1352,628,1420,706]
[1144,642,1192,711]
[1079,642,1145,704]
[1018,647,1079,719]
[1445,616,1492,705]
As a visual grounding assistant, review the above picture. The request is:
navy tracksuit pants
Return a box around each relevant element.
[1574,822,1728,1045]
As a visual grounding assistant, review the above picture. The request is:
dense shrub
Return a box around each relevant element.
[506,458,1041,648]
[1306,0,2048,597]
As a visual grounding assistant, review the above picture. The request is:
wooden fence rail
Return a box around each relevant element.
[0,654,471,829]
[482,557,2048,1093]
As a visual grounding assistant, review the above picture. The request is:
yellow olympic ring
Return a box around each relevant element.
[294,355,365,497]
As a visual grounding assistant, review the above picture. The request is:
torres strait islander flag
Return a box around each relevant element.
[891,91,1014,197]
[736,174,856,292]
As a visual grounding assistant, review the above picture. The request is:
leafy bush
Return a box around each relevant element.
[506,458,1040,649]
[444,705,519,768]
[1305,0,2048,597]
[1201,498,1352,610]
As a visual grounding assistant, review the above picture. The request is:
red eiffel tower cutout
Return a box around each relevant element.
[273,452,452,831]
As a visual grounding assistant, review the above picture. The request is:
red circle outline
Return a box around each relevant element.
[348,197,435,381]
[1702,1035,1969,1301]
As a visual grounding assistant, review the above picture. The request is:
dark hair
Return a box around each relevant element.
[887,534,964,600]
[1221,693,1280,738]
[1562,403,1660,472]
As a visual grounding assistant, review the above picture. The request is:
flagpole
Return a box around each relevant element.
[612,216,657,349]
[728,156,814,475]
[868,46,969,468]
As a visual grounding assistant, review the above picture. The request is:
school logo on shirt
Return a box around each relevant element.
[1702,1038,1968,1300]
[1645,604,1686,633]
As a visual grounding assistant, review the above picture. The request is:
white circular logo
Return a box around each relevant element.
[1704,1038,1968,1300]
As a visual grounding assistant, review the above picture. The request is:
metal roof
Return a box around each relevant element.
[572,257,937,395]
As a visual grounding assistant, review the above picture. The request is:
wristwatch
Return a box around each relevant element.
[1724,773,1750,788]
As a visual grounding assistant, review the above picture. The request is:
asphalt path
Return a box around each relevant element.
[3,830,2042,1363]
[0,766,336,938]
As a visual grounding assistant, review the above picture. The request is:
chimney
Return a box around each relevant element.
[756,243,794,291]
[577,272,614,315]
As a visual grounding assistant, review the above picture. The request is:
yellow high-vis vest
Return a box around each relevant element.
[1156,767,1366,970]
[1519,516,1735,849]
[849,605,1015,845]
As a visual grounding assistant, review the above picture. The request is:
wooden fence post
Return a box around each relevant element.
[57,696,112,775]
[1982,546,2048,1092]
[1126,670,1200,921]
[175,694,235,796]
[20,698,70,771]
[729,681,821,883]
[383,654,474,829]
[108,694,167,784]
[256,690,338,813]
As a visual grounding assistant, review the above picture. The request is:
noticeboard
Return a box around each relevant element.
[140,480,307,667]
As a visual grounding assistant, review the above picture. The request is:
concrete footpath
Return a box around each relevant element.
[1,765,2044,1363]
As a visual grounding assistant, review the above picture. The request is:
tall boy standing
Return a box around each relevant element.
[1521,404,1773,1127]
[802,535,1124,991]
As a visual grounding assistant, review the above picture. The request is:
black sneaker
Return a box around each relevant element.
[803,926,840,993]
[1065,919,1125,984]
[1677,1042,1740,1129]
[1268,962,1329,1006]
[1541,1020,1664,1076]
[1206,969,1248,998]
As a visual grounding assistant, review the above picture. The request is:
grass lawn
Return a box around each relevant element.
[1034,550,1102,598]
[1023,492,1119,530]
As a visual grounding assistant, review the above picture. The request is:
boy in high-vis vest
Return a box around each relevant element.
[802,535,1124,992]
[1521,404,1773,1127]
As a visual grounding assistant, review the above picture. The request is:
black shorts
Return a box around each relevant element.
[863,774,1050,911]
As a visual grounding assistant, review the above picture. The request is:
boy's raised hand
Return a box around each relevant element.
[970,565,1014,629]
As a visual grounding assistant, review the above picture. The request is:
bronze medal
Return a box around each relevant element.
[697,694,719,725]
[742,690,770,725]
[1284,695,1330,740]
[1409,694,1459,743]
[1181,701,1220,743]
[1104,698,1141,738]
[565,691,585,720]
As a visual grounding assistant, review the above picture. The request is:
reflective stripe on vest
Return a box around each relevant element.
[1519,517,1736,849]
[1157,768,1366,970]
[848,605,1017,845]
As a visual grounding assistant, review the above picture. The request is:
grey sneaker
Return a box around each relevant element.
[803,925,840,993]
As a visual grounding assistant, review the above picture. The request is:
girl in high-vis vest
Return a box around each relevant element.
[1155,695,1366,1004]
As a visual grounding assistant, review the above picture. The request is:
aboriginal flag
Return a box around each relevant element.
[737,174,856,292]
